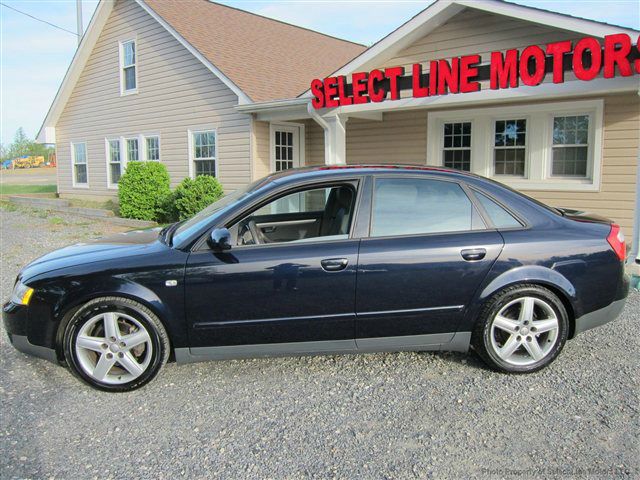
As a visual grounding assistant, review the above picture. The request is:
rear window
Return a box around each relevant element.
[474,190,523,228]
[371,178,482,237]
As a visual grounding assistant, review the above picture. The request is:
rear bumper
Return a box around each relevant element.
[573,298,627,336]
[3,301,59,364]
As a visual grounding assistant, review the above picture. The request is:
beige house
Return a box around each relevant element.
[38,0,639,260]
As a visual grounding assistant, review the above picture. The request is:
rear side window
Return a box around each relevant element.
[474,190,522,228]
[371,178,481,237]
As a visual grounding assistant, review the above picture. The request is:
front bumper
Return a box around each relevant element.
[3,302,58,363]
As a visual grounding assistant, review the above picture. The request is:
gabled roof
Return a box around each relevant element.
[37,0,365,142]
[300,0,640,98]
[142,0,365,102]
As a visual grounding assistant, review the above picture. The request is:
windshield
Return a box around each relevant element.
[172,178,266,246]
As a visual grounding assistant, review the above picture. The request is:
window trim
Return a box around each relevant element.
[441,120,473,172]
[71,141,89,188]
[119,38,138,95]
[269,122,306,173]
[548,112,594,179]
[490,116,530,179]
[125,136,140,162]
[105,138,123,189]
[188,127,218,178]
[427,99,604,192]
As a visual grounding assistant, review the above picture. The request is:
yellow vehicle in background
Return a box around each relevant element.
[12,156,45,169]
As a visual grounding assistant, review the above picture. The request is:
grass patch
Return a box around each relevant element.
[0,184,57,194]
[49,216,66,225]
[67,198,119,214]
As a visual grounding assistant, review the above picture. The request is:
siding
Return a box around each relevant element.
[56,0,251,197]
[252,120,270,180]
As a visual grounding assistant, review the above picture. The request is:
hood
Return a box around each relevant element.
[20,227,164,282]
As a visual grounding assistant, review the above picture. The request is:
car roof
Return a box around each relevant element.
[265,164,480,185]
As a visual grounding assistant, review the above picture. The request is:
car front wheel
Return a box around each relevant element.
[472,284,569,373]
[63,297,170,391]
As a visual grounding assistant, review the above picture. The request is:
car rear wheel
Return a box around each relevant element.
[472,284,569,373]
[63,297,170,391]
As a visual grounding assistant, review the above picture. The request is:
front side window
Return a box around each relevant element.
[121,40,136,92]
[443,122,471,171]
[108,139,122,185]
[494,119,527,176]
[146,136,160,161]
[371,178,480,237]
[193,131,216,177]
[552,115,589,177]
[72,142,88,185]
[126,138,139,162]
[233,185,355,246]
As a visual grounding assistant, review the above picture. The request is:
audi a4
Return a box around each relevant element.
[3,166,629,391]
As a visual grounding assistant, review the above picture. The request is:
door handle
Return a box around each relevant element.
[321,258,349,272]
[461,248,487,261]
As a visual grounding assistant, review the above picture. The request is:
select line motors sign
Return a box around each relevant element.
[310,33,640,109]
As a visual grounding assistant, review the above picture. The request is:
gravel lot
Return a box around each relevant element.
[1,204,638,479]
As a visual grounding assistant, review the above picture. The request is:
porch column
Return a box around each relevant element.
[323,115,347,165]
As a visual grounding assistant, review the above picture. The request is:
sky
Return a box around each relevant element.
[0,0,638,146]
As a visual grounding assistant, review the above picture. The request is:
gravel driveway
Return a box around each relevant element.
[1,205,638,479]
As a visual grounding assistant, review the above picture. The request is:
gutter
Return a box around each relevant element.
[236,97,310,113]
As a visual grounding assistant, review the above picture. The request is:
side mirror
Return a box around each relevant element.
[209,228,232,251]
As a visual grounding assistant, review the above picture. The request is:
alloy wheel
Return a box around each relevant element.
[74,311,153,385]
[489,296,559,366]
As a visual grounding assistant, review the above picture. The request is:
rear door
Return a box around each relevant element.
[355,176,504,346]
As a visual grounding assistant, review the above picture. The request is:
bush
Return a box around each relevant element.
[118,161,171,221]
[173,176,224,221]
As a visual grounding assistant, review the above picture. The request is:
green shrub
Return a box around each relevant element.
[173,176,224,221]
[156,190,178,224]
[118,161,171,221]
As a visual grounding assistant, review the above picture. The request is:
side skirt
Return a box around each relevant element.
[174,332,471,365]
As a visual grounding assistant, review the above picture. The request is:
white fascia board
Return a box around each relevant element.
[318,76,638,117]
[299,0,639,99]
[458,0,639,38]
[36,0,114,143]
[135,0,252,105]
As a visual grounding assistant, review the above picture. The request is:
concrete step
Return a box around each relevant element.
[9,196,70,208]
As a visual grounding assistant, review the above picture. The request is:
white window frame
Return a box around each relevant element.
[427,99,604,192]
[491,116,530,179]
[441,120,473,172]
[269,122,306,173]
[188,127,218,178]
[144,134,161,161]
[548,112,594,179]
[125,136,140,162]
[105,138,123,189]
[119,38,138,95]
[70,141,89,188]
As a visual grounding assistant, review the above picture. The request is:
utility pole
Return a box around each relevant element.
[76,0,83,45]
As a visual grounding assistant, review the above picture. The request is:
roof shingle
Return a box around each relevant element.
[142,0,366,102]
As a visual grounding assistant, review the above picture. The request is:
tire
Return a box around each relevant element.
[471,284,569,374]
[63,296,170,392]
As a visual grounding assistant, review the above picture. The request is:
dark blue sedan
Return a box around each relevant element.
[3,166,629,391]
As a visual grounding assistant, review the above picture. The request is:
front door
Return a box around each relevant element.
[184,182,360,356]
[355,176,504,346]
[272,124,301,172]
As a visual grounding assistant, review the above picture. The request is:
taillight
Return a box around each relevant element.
[607,224,626,261]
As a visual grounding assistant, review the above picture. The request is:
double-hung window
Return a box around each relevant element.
[442,122,471,171]
[120,40,137,93]
[107,139,122,186]
[146,136,160,161]
[126,138,139,162]
[494,119,527,176]
[192,130,216,177]
[551,115,589,177]
[72,142,88,186]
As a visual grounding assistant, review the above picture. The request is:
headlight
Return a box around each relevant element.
[11,281,34,306]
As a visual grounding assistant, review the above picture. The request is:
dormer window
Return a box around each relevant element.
[120,39,137,94]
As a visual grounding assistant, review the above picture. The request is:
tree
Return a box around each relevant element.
[8,128,34,159]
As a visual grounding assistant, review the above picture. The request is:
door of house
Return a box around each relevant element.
[272,125,301,172]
